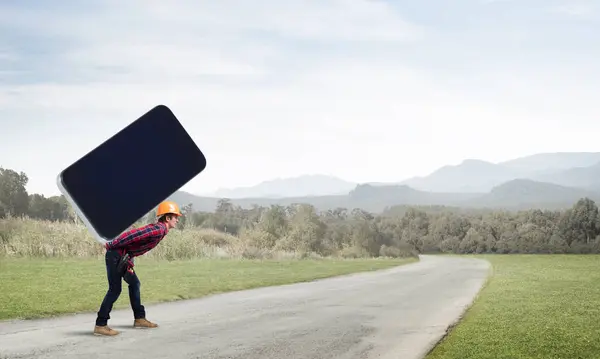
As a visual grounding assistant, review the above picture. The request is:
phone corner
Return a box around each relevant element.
[83,222,112,246]
[94,233,111,246]
[199,155,207,172]
[55,171,66,193]
[154,104,173,114]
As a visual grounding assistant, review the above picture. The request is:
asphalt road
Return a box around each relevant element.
[0,255,490,359]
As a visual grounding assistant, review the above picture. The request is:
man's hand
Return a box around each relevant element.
[116,253,131,275]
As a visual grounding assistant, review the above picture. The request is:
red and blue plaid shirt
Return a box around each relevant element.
[105,222,169,268]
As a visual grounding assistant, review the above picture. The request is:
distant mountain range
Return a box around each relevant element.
[210,174,357,198]
[399,152,600,193]
[168,152,600,213]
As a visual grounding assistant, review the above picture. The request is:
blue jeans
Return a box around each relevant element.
[95,250,146,326]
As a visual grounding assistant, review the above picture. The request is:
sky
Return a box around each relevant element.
[0,0,598,197]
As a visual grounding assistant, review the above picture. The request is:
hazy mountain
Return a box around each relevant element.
[167,181,600,214]
[398,152,600,193]
[168,151,600,213]
[347,184,480,209]
[209,174,357,198]
[500,152,600,173]
[529,162,600,191]
[399,159,525,193]
[203,152,600,198]
[168,190,352,212]
[468,179,600,210]
[345,180,600,211]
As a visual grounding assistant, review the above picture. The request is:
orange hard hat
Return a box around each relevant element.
[156,201,182,217]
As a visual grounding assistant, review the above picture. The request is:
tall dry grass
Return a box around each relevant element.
[0,217,325,260]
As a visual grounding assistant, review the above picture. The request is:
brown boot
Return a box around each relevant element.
[133,318,158,329]
[93,325,120,336]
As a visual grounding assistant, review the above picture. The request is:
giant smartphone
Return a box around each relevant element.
[56,105,207,245]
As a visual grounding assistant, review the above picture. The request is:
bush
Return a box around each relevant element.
[0,217,396,261]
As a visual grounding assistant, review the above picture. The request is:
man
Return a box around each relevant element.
[93,200,182,336]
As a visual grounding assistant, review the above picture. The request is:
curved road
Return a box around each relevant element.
[0,255,490,359]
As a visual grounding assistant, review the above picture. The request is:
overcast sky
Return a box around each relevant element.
[1,0,598,197]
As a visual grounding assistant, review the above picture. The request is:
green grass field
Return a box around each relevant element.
[426,254,600,359]
[0,256,417,321]
[5,251,600,357]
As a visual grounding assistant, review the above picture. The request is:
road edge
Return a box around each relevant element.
[0,256,421,325]
[419,256,493,358]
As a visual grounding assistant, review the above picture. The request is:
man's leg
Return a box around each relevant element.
[94,250,123,335]
[124,268,158,328]
[124,268,146,319]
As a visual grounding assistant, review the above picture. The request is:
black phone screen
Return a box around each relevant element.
[59,105,207,240]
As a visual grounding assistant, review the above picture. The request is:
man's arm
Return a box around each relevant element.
[106,225,162,250]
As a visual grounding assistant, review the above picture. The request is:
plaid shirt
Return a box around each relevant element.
[105,222,168,268]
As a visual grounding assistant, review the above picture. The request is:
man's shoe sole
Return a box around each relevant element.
[93,332,119,336]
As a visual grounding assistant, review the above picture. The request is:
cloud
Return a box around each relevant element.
[140,0,424,42]
[0,0,425,106]
[548,2,595,18]
[0,0,424,81]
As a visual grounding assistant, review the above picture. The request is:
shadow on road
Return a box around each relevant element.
[64,330,96,337]
[112,325,137,330]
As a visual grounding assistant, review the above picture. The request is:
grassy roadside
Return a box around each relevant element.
[426,254,600,359]
[0,256,417,321]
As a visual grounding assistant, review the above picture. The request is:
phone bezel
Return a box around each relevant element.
[55,104,206,245]
[56,172,110,244]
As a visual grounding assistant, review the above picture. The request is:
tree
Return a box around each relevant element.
[571,198,600,244]
[0,167,30,217]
